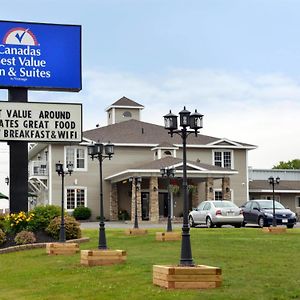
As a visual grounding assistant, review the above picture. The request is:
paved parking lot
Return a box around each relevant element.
[80,221,300,229]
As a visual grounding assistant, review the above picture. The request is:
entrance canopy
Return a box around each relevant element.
[105,156,238,183]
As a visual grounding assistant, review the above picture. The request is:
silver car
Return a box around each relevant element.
[189,200,244,228]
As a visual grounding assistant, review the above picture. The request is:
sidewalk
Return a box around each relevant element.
[80,221,182,229]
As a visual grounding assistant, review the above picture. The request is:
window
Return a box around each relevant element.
[262,195,280,201]
[65,146,87,171]
[213,150,232,168]
[123,111,132,118]
[203,203,211,210]
[214,191,223,200]
[66,187,86,210]
[296,196,300,208]
[164,150,172,156]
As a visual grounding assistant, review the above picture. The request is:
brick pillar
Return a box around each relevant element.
[222,177,231,200]
[110,183,118,221]
[206,177,214,200]
[130,179,142,222]
[191,183,199,208]
[149,176,159,222]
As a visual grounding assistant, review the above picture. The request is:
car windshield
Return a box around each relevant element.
[213,201,237,208]
[258,200,285,209]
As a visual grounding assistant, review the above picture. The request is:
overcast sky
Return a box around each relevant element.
[1,0,300,196]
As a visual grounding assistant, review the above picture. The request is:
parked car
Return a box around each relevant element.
[189,200,244,228]
[240,199,297,228]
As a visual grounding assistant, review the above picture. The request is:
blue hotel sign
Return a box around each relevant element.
[0,20,81,91]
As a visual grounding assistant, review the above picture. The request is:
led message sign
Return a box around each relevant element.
[0,101,82,142]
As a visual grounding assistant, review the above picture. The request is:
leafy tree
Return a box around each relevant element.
[273,159,300,169]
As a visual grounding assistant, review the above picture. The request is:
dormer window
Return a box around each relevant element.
[123,111,132,118]
[164,150,172,156]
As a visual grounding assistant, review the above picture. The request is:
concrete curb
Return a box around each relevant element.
[0,237,90,254]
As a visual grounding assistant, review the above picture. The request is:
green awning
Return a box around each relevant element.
[0,192,8,199]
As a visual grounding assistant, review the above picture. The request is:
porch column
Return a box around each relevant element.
[222,177,231,200]
[205,177,214,200]
[191,183,199,208]
[149,176,159,222]
[131,179,142,222]
[110,183,118,221]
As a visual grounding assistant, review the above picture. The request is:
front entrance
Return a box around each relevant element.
[159,192,168,217]
[141,192,149,220]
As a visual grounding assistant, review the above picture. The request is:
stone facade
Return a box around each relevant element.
[110,183,118,221]
[205,177,214,200]
[222,177,231,200]
[149,176,159,222]
[130,179,142,222]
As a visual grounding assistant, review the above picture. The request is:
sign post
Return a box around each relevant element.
[8,88,28,212]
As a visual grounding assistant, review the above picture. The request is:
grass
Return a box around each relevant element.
[1,227,300,300]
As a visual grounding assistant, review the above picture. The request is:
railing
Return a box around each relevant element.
[28,160,48,177]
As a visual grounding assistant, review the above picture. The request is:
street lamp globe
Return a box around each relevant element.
[189,109,203,132]
[104,142,114,157]
[179,107,191,127]
[163,110,178,133]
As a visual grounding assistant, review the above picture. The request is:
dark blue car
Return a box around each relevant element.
[241,199,297,228]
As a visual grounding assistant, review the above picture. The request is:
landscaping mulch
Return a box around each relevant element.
[0,231,57,249]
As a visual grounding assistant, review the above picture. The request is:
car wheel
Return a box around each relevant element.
[206,217,213,228]
[216,224,221,228]
[287,224,294,229]
[234,224,242,228]
[241,221,246,227]
[189,216,195,227]
[258,216,264,228]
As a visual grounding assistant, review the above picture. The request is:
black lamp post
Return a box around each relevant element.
[129,177,142,229]
[268,176,280,227]
[88,142,114,249]
[164,107,203,266]
[160,167,176,232]
[55,161,73,243]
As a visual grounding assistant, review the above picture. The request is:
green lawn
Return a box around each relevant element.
[1,227,300,300]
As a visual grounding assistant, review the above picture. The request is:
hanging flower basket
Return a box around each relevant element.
[169,184,180,195]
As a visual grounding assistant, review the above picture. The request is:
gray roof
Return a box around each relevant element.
[84,119,255,148]
[249,180,300,191]
[110,96,144,108]
[133,156,235,172]
[105,156,238,182]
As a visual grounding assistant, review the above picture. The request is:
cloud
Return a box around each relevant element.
[82,68,300,168]
[1,68,299,170]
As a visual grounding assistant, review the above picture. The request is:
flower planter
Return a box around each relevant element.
[124,228,148,235]
[155,232,181,241]
[80,249,127,266]
[153,265,222,289]
[46,242,79,255]
[262,227,287,233]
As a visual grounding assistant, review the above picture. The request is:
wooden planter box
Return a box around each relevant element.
[124,228,148,236]
[262,227,287,233]
[46,242,79,255]
[156,232,181,241]
[80,249,127,266]
[153,265,222,289]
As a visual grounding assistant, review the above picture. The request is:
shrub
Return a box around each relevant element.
[0,228,6,245]
[73,206,91,220]
[14,230,36,245]
[28,205,61,231]
[46,215,81,240]
[6,211,35,234]
[0,214,6,231]
[118,210,130,221]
